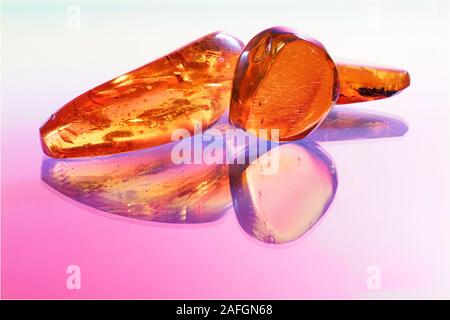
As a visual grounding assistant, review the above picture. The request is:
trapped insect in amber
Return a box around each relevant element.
[40,32,244,158]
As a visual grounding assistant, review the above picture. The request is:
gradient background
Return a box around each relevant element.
[2,0,450,299]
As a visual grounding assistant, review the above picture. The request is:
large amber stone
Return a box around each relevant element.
[229,27,339,141]
[40,32,244,158]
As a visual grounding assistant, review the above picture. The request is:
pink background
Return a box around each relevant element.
[2,0,450,299]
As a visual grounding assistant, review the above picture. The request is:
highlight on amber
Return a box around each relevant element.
[40,32,244,158]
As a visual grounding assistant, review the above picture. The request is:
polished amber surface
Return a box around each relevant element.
[40,32,244,158]
[229,27,339,141]
[336,63,410,104]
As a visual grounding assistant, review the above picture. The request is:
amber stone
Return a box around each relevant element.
[41,135,232,223]
[40,32,244,158]
[336,63,410,104]
[229,140,337,244]
[229,27,339,141]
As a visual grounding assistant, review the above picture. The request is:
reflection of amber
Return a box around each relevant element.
[229,27,411,141]
[41,141,232,223]
[310,107,409,141]
[229,27,339,141]
[40,32,244,158]
[229,141,337,244]
[336,63,410,104]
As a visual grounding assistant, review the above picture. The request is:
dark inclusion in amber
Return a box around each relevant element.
[40,32,244,158]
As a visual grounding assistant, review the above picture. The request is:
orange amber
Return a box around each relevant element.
[40,32,244,158]
[336,63,410,104]
[229,27,339,141]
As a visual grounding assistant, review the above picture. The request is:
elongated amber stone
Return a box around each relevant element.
[229,27,339,141]
[40,32,244,158]
[336,63,410,104]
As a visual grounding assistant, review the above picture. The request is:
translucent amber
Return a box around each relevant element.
[229,27,339,141]
[336,63,410,104]
[229,141,337,244]
[41,137,232,223]
[40,32,244,158]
